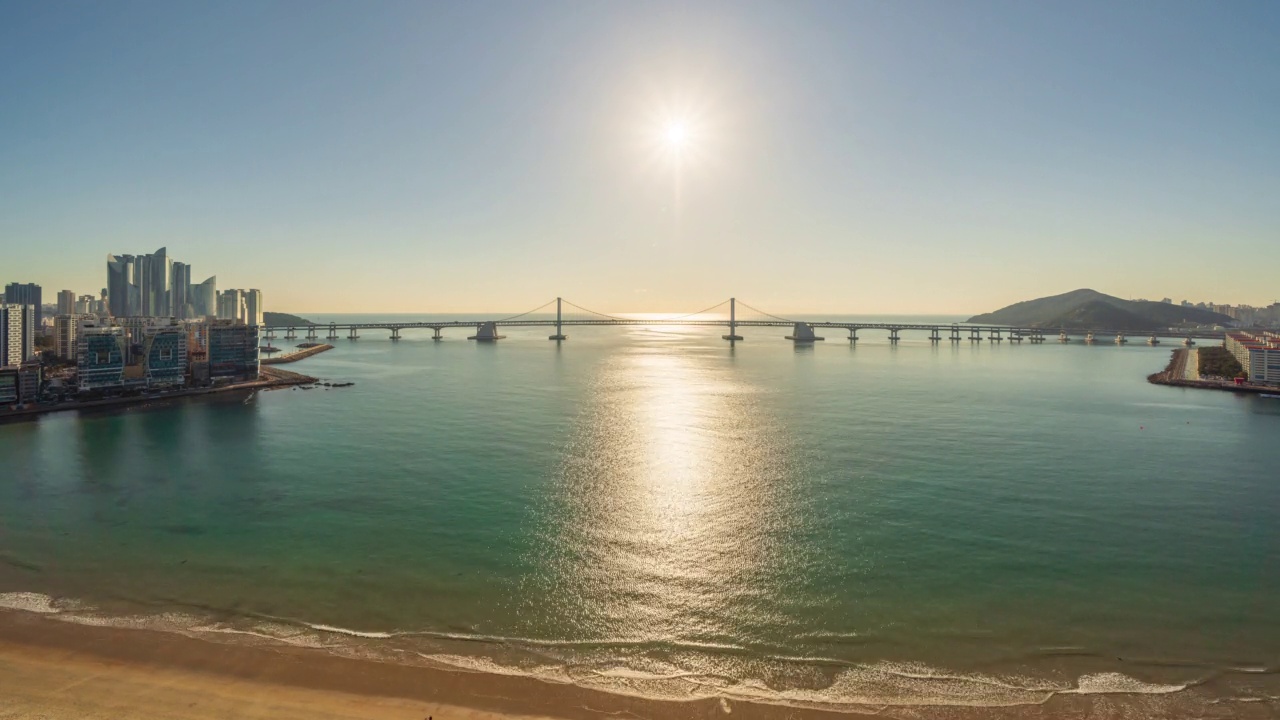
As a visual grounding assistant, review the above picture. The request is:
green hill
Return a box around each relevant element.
[968,289,1232,332]
[262,311,314,326]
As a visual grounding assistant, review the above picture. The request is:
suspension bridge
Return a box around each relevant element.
[260,298,1198,346]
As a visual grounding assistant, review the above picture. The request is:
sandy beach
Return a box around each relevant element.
[2,608,1274,720]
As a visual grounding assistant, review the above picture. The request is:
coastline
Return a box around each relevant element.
[1147,347,1277,395]
[0,366,317,423]
[0,604,1273,720]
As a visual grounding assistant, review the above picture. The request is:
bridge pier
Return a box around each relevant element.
[888,328,901,343]
[949,328,962,342]
[306,327,318,340]
[469,322,506,341]
[1182,337,1196,347]
[265,329,276,340]
[989,329,1002,343]
[390,328,401,341]
[847,328,858,343]
[970,329,982,342]
[785,322,824,342]
[1010,330,1022,343]
[928,328,941,343]
[1059,332,1070,343]
[722,297,744,342]
[1115,333,1127,345]
[348,328,359,340]
[432,327,443,341]
[285,328,297,340]
[327,325,339,340]
[1085,332,1095,344]
[1146,334,1159,345]
[549,297,567,341]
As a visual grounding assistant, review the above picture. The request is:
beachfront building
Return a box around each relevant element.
[1224,331,1280,386]
[1,303,35,365]
[207,321,260,382]
[141,325,189,388]
[77,323,128,391]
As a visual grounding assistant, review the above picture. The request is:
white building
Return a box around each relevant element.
[1224,331,1280,386]
[1,304,34,365]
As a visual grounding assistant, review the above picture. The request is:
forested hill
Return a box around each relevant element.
[967,289,1232,332]
[262,312,313,326]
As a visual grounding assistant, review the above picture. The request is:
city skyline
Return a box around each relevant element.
[2,2,1278,313]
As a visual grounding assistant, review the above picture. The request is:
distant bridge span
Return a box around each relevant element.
[260,298,1218,346]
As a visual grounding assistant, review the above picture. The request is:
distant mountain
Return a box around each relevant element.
[967,289,1232,332]
[263,311,313,326]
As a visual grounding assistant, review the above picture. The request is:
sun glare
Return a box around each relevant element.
[664,121,690,151]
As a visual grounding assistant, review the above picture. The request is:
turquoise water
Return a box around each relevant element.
[2,316,1278,712]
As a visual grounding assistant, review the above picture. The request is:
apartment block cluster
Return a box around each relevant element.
[1,248,263,407]
[1224,331,1280,386]
[1163,298,1280,327]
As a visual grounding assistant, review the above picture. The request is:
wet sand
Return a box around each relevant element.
[2,610,1275,720]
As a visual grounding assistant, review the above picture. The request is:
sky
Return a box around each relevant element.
[1,0,1277,314]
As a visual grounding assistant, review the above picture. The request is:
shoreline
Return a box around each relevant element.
[0,603,1273,720]
[0,366,318,423]
[1147,348,1277,395]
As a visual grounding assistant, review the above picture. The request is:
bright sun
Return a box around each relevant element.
[663,121,690,151]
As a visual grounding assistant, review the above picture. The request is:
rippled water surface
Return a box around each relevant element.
[2,317,1278,712]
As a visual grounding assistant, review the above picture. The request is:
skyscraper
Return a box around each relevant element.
[54,315,78,360]
[194,276,217,317]
[4,283,42,330]
[57,290,75,315]
[1,304,35,365]
[171,261,192,318]
[140,247,171,317]
[107,254,140,317]
[244,289,264,326]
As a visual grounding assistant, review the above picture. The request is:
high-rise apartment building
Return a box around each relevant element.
[54,315,78,360]
[244,289,264,326]
[194,276,217,317]
[217,289,247,323]
[4,283,42,330]
[1,304,35,365]
[171,262,192,318]
[107,254,139,317]
[57,290,75,315]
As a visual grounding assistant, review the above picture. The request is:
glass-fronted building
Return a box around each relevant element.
[142,326,188,387]
[77,325,127,391]
[207,322,260,382]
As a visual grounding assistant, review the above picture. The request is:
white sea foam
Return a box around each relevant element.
[0,591,59,614]
[1066,672,1187,695]
[305,623,394,639]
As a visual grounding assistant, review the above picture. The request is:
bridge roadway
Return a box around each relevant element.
[260,319,1211,344]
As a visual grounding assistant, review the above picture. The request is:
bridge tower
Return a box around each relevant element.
[549,297,567,341]
[722,297,744,342]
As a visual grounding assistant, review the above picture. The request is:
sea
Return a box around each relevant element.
[2,314,1277,716]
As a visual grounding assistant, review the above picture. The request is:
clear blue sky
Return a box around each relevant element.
[2,0,1277,313]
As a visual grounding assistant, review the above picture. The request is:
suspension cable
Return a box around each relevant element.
[495,299,557,322]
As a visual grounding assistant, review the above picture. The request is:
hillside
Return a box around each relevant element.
[263,311,314,326]
[968,289,1232,332]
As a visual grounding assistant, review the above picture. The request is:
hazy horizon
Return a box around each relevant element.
[3,1,1277,313]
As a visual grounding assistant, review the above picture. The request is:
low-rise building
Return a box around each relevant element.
[0,367,18,404]
[1224,331,1280,386]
